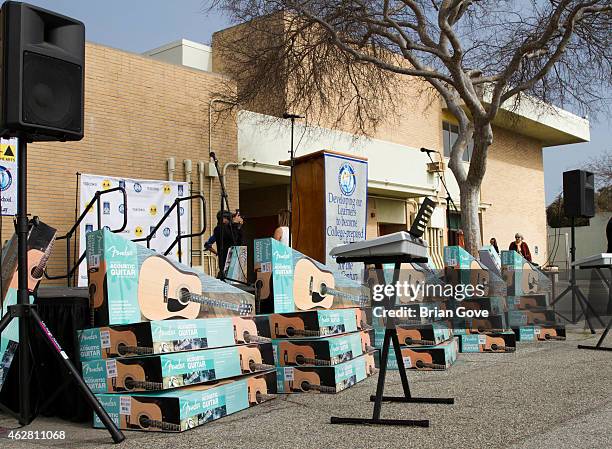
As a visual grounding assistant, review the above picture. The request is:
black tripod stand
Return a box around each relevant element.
[549,217,604,333]
[0,138,124,443]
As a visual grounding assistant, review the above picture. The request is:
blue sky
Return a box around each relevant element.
[27,0,609,205]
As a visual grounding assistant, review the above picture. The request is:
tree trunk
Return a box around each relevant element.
[460,184,481,257]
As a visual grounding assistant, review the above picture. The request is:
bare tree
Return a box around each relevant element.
[210,0,611,255]
[584,148,612,188]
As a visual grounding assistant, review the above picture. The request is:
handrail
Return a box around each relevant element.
[45,187,128,284]
[132,194,206,264]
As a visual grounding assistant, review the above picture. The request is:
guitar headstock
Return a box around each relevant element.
[239,300,254,316]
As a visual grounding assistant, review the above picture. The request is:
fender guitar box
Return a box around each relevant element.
[501,251,551,296]
[375,322,452,347]
[94,370,276,432]
[87,229,254,326]
[513,325,566,342]
[458,296,508,315]
[444,246,507,297]
[273,330,373,367]
[78,317,263,361]
[253,238,369,313]
[451,315,509,334]
[82,344,275,393]
[457,331,516,353]
[478,245,502,275]
[375,337,458,371]
[275,352,376,394]
[506,309,557,327]
[255,308,364,339]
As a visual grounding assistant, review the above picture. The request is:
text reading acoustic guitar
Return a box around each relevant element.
[137,256,252,321]
[293,258,367,311]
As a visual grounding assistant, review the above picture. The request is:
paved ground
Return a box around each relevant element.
[0,327,610,449]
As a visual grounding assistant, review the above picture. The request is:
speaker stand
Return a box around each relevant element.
[0,138,124,443]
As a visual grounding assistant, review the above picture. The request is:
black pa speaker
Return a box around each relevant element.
[0,1,84,141]
[563,169,595,218]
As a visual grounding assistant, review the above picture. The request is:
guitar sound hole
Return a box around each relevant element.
[490,344,499,351]
[415,360,426,368]
[404,337,413,345]
[166,288,191,313]
[117,343,128,355]
[124,376,135,390]
[139,414,151,429]
[301,381,312,392]
[295,354,306,365]
[285,327,295,337]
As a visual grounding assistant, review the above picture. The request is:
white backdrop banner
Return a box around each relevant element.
[0,138,18,216]
[324,153,368,281]
[78,173,190,286]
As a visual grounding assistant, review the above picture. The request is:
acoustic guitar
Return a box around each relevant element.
[483,336,515,352]
[288,370,336,393]
[513,296,539,309]
[238,346,274,373]
[364,352,378,376]
[88,260,107,326]
[123,400,180,432]
[396,327,436,346]
[137,256,253,321]
[280,341,329,366]
[232,317,270,344]
[102,328,152,358]
[360,331,373,353]
[293,258,367,311]
[110,363,162,392]
[521,262,540,294]
[401,349,446,370]
[269,315,321,338]
[539,327,565,341]
[248,376,274,405]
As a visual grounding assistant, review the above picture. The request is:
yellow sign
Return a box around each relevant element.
[0,144,16,162]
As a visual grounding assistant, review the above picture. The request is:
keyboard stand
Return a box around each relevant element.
[576,263,612,352]
[330,256,454,428]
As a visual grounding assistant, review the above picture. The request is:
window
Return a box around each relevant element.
[442,121,473,162]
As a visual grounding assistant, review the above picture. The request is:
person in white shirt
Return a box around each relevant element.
[273,209,290,246]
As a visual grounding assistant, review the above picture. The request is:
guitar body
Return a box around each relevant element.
[290,370,323,393]
[539,327,564,341]
[469,260,489,295]
[360,331,372,352]
[293,259,335,311]
[88,260,108,310]
[247,376,269,405]
[483,336,507,352]
[138,256,202,321]
[365,352,377,376]
[397,327,423,346]
[518,297,539,309]
[521,262,539,294]
[279,341,316,366]
[233,317,258,344]
[8,249,46,291]
[270,315,306,338]
[526,311,548,325]
[112,363,147,391]
[238,346,264,372]
[255,269,271,300]
[122,400,164,431]
[402,349,436,370]
[104,328,138,358]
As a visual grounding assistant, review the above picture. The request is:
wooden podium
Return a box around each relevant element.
[281,150,368,263]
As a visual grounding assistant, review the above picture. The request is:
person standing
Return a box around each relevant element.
[273,209,290,246]
[509,233,532,262]
[205,210,244,277]
[489,237,500,254]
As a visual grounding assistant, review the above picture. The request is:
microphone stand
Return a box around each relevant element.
[422,149,458,244]
[283,113,304,248]
[210,152,233,280]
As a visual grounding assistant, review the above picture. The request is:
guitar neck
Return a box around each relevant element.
[243,332,272,344]
[119,345,154,356]
[125,379,163,390]
[141,418,180,432]
[31,239,55,279]
[323,286,366,306]
[306,383,336,393]
[185,293,243,313]
[296,356,331,366]
[415,360,446,370]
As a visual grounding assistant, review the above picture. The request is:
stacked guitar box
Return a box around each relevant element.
[444,246,516,353]
[80,230,276,432]
[253,238,375,393]
[371,262,459,370]
[499,250,565,342]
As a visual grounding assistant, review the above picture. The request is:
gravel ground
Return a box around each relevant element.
[0,327,610,449]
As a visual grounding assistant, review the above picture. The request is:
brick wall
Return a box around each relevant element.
[4,42,239,281]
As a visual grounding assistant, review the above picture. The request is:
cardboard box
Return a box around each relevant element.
[78,317,263,361]
[93,370,276,432]
[255,308,363,339]
[375,322,452,347]
[253,238,369,313]
[513,325,566,341]
[501,250,551,296]
[458,297,508,315]
[82,344,275,393]
[444,246,507,297]
[273,330,372,366]
[451,315,509,334]
[457,331,516,353]
[275,352,375,393]
[375,337,459,370]
[86,229,255,326]
[506,309,557,327]
[478,245,502,275]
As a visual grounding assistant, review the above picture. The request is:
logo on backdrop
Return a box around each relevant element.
[118,204,124,214]
[0,167,12,191]
[103,202,111,215]
[178,185,184,196]
[102,179,111,190]
[338,163,356,196]
[133,183,142,193]
[149,205,158,216]
[163,227,171,237]
[163,184,171,195]
[119,180,126,189]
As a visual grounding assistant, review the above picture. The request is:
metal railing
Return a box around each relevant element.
[45,187,128,286]
[132,194,206,264]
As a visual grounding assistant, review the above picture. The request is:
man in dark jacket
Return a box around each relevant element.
[205,210,244,278]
